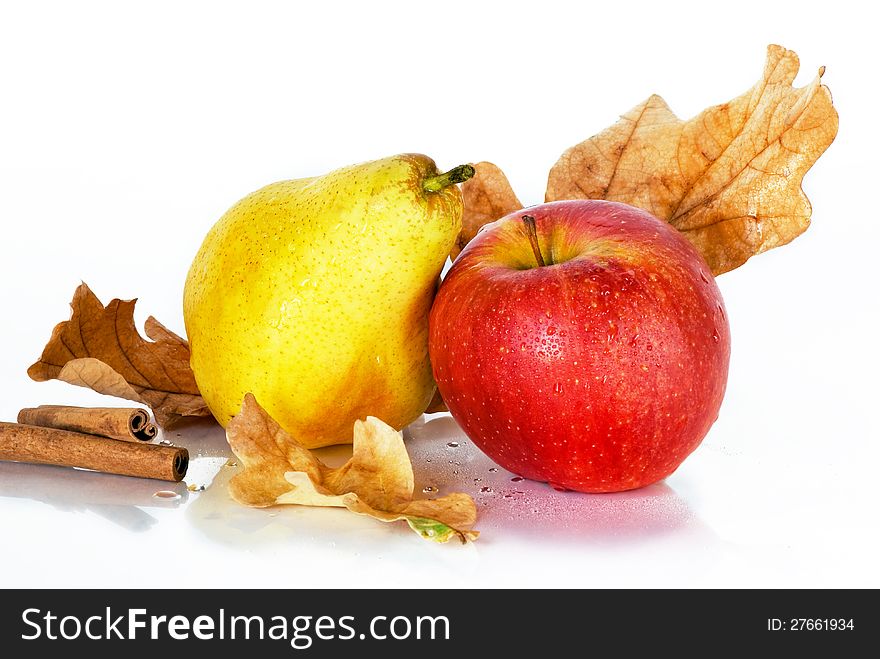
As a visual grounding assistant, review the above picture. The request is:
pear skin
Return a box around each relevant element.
[183,154,470,447]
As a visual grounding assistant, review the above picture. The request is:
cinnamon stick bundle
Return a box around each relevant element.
[17,405,157,442]
[0,422,188,482]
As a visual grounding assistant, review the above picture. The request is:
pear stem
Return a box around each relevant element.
[522,215,547,267]
[423,164,475,193]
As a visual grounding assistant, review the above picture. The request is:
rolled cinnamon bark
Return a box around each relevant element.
[0,422,187,482]
[17,405,158,442]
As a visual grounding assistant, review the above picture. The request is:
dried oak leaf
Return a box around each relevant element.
[546,45,839,274]
[453,161,523,259]
[227,394,479,543]
[424,388,449,414]
[28,283,212,428]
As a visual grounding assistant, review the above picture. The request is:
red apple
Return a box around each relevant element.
[429,200,730,493]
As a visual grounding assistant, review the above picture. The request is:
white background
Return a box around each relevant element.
[1,0,877,588]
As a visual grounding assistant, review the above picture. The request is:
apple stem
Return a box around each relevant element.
[423,164,476,193]
[522,215,547,267]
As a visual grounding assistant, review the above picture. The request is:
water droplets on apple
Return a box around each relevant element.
[607,320,618,342]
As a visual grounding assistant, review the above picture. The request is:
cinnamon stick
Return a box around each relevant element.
[17,405,158,442]
[0,422,188,482]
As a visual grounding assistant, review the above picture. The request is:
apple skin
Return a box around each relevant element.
[429,200,730,493]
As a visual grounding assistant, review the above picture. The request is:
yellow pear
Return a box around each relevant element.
[183,154,472,447]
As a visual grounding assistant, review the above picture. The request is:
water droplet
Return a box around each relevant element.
[546,326,556,335]
[640,364,649,372]
[225,459,238,468]
[646,343,653,351]
[422,485,437,494]
[553,382,564,395]
[607,321,618,342]
[488,467,498,473]
[268,512,278,518]
[446,441,459,448]
[153,490,180,500]
[712,328,720,343]
[158,439,173,446]
[511,476,524,482]
[549,483,569,492]
[503,493,513,498]
[480,486,493,493]
[717,304,725,320]
[425,458,432,463]
[187,483,206,492]
[700,271,710,284]
[473,477,482,483]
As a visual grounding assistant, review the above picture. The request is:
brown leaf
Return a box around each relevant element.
[228,394,479,543]
[424,388,449,414]
[28,283,212,428]
[453,162,523,259]
[546,45,839,274]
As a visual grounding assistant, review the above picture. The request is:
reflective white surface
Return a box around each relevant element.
[0,1,878,588]
[1,392,877,588]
